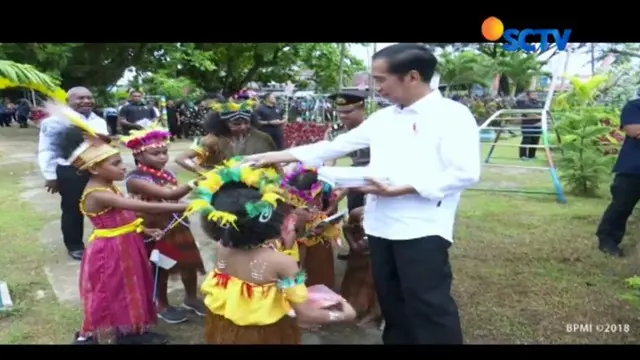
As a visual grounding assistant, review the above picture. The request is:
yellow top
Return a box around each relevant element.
[274,240,300,262]
[201,270,308,326]
[80,186,120,217]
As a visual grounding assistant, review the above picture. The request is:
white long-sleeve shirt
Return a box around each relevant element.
[37,112,108,180]
[290,91,481,242]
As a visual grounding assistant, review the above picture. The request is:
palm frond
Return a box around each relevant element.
[0,60,66,102]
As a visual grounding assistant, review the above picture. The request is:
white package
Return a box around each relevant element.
[317,166,389,188]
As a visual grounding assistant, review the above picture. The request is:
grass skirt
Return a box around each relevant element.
[301,242,335,289]
[204,312,301,344]
[145,223,205,275]
[340,252,380,320]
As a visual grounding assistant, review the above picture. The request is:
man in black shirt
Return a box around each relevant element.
[596,99,640,257]
[118,90,157,135]
[517,91,544,160]
[255,92,286,150]
[166,99,181,140]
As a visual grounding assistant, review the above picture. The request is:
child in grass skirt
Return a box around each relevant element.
[339,206,382,328]
[122,125,207,324]
[192,158,356,343]
[281,163,342,289]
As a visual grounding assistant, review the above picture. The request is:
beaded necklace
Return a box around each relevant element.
[137,164,177,185]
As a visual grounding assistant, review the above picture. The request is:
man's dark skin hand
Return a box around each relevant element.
[45,180,58,194]
[355,178,415,197]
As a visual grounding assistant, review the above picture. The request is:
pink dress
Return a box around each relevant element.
[79,187,157,342]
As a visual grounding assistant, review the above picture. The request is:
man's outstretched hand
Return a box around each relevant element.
[243,151,295,168]
[355,178,410,197]
[45,179,59,194]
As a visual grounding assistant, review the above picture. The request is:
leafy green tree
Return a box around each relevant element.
[137,72,205,101]
[437,50,497,95]
[165,43,365,93]
[0,43,163,94]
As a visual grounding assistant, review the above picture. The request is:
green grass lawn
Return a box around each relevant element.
[1,131,639,343]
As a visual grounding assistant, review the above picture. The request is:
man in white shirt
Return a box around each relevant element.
[37,87,109,261]
[245,44,480,344]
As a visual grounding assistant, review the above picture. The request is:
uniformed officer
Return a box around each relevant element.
[325,89,370,183]
[324,90,370,260]
[324,89,369,143]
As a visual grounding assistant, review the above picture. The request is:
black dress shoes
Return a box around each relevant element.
[68,250,84,261]
[598,242,624,257]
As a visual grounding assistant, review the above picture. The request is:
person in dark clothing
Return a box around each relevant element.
[255,93,286,150]
[184,101,209,138]
[16,99,30,128]
[517,91,544,160]
[37,87,109,261]
[596,99,640,257]
[0,101,14,127]
[103,107,119,135]
[166,100,181,140]
[117,90,157,135]
[175,101,189,139]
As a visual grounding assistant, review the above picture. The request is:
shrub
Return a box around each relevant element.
[555,107,617,197]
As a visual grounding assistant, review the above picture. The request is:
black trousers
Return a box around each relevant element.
[0,114,11,126]
[368,235,463,344]
[181,122,190,139]
[105,115,118,135]
[596,173,640,247]
[347,191,365,212]
[168,119,181,139]
[260,126,284,150]
[16,114,28,128]
[56,165,90,252]
[519,125,542,158]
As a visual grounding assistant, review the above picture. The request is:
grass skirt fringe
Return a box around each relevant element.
[301,242,335,289]
[339,252,380,320]
[204,312,301,344]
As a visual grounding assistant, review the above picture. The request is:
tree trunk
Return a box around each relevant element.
[498,76,510,96]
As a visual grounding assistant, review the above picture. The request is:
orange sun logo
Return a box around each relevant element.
[481,16,504,41]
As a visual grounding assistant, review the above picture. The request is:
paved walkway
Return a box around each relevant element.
[1,130,382,344]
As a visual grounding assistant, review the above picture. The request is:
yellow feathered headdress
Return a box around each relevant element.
[186,156,284,229]
[210,100,257,121]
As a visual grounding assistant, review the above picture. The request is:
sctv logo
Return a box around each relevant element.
[481,16,572,52]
